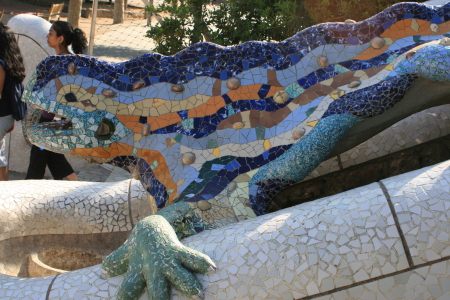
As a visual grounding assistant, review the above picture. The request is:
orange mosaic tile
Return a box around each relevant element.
[356,20,450,61]
[137,149,178,202]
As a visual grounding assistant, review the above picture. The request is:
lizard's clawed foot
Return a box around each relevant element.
[101,203,216,300]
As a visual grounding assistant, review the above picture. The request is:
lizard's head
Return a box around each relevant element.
[22,55,133,162]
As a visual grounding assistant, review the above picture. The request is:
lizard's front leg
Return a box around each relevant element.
[101,202,216,300]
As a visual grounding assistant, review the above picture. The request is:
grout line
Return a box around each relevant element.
[296,255,450,300]
[296,180,445,300]
[378,181,414,268]
[45,274,59,300]
[127,179,135,228]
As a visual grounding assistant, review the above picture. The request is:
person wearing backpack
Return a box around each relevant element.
[0,24,27,181]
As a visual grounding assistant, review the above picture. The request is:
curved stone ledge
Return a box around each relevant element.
[0,179,153,242]
[0,160,449,299]
[28,252,66,277]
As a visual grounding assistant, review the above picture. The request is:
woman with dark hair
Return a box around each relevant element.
[46,20,88,55]
[0,25,26,181]
[26,21,88,181]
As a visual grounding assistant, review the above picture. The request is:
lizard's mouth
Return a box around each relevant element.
[34,119,73,131]
[25,105,74,136]
[24,107,115,163]
[22,106,75,154]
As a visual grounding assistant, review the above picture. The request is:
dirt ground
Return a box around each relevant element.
[1,0,49,19]
[0,0,145,29]
[0,0,148,49]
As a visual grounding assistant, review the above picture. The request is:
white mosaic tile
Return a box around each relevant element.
[3,163,450,299]
[170,182,406,299]
[0,179,149,242]
[0,273,54,300]
[129,179,157,223]
[341,105,450,168]
[381,160,450,265]
[315,259,450,300]
[48,265,122,300]
[46,264,153,300]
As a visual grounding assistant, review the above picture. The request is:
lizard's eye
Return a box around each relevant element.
[95,118,115,140]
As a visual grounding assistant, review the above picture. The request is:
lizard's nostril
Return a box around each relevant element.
[405,51,416,59]
[64,92,78,102]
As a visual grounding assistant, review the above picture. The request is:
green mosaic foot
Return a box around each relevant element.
[101,203,216,300]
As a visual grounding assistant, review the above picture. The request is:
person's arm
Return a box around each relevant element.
[0,64,5,98]
[0,65,14,133]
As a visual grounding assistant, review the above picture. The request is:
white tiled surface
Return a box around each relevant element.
[0,161,450,299]
[340,106,450,168]
[172,183,407,300]
[48,265,122,300]
[382,160,450,265]
[0,179,148,242]
[315,260,450,300]
[0,273,54,300]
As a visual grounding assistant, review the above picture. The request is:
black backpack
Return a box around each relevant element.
[3,80,26,121]
[0,59,27,121]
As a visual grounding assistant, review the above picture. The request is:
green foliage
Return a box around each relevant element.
[146,0,206,55]
[207,0,312,45]
[146,0,428,56]
[146,0,313,55]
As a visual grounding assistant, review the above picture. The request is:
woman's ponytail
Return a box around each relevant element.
[71,28,88,54]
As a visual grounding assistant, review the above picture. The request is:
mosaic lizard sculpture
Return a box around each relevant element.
[20,2,450,299]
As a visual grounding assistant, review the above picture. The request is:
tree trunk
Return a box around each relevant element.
[146,0,153,26]
[68,0,83,28]
[187,0,209,44]
[114,0,125,24]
